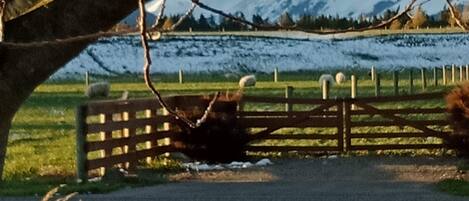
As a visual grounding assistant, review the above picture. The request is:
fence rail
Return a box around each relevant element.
[76,92,451,181]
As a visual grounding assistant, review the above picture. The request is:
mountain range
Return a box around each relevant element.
[123,0,468,25]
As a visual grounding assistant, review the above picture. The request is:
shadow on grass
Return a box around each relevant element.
[0,169,169,197]
[437,179,469,196]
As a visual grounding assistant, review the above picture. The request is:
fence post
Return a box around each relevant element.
[351,75,357,110]
[452,64,456,83]
[145,109,156,164]
[351,75,357,99]
[374,73,381,97]
[76,105,88,183]
[371,66,376,81]
[285,86,293,112]
[274,67,279,83]
[443,65,447,85]
[344,101,352,152]
[85,71,90,87]
[122,111,137,172]
[460,65,464,82]
[409,69,414,94]
[393,71,399,95]
[433,67,438,86]
[99,113,112,176]
[322,80,330,100]
[466,64,469,81]
[337,100,344,153]
[179,69,184,84]
[421,68,427,91]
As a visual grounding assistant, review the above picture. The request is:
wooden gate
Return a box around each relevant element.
[239,96,345,153]
[344,92,450,151]
[76,92,451,181]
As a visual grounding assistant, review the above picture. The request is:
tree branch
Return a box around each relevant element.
[151,0,166,29]
[171,3,197,31]
[138,0,218,129]
[190,0,419,34]
[446,0,468,31]
[0,0,5,42]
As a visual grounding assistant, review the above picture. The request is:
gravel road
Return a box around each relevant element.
[2,156,468,201]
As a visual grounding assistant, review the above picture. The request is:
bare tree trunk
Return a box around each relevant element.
[0,0,141,180]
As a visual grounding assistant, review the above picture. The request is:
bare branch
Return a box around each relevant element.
[446,0,468,31]
[151,0,166,29]
[41,187,59,201]
[191,0,419,34]
[55,192,79,201]
[138,0,197,128]
[196,92,220,127]
[2,0,420,47]
[171,3,197,31]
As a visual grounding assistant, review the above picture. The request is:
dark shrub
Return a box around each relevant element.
[173,95,249,163]
[446,82,469,156]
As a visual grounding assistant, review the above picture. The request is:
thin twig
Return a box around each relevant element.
[151,0,167,29]
[56,192,79,201]
[446,0,468,31]
[196,92,220,127]
[138,0,196,128]
[0,0,422,47]
[139,0,218,129]
[171,3,197,31]
[41,187,59,201]
[191,0,419,34]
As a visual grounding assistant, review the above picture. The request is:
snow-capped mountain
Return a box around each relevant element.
[132,0,468,23]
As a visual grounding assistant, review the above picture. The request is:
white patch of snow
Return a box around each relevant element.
[255,158,274,166]
[183,158,273,171]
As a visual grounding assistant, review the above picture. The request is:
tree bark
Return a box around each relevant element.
[0,0,141,180]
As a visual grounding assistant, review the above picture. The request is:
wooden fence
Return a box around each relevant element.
[76,96,179,182]
[76,92,451,181]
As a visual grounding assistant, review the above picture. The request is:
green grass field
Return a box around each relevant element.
[1,69,462,196]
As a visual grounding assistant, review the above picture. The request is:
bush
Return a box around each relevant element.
[173,95,249,163]
[446,82,469,156]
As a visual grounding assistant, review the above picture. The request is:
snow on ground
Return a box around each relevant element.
[54,33,469,79]
[183,159,274,171]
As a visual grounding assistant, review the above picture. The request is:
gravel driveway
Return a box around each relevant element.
[2,156,468,201]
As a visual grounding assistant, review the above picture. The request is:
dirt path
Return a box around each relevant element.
[3,156,469,201]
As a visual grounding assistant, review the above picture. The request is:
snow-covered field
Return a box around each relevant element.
[55,33,469,79]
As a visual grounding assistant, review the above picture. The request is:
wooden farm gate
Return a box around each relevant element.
[238,96,345,153]
[76,92,451,181]
[240,92,450,153]
[344,92,450,151]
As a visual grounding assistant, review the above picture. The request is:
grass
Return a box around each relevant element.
[3,69,460,196]
[437,179,469,196]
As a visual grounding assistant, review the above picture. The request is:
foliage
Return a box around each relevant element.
[411,6,428,29]
[162,17,174,30]
[278,12,295,28]
[389,19,402,30]
[445,82,469,156]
